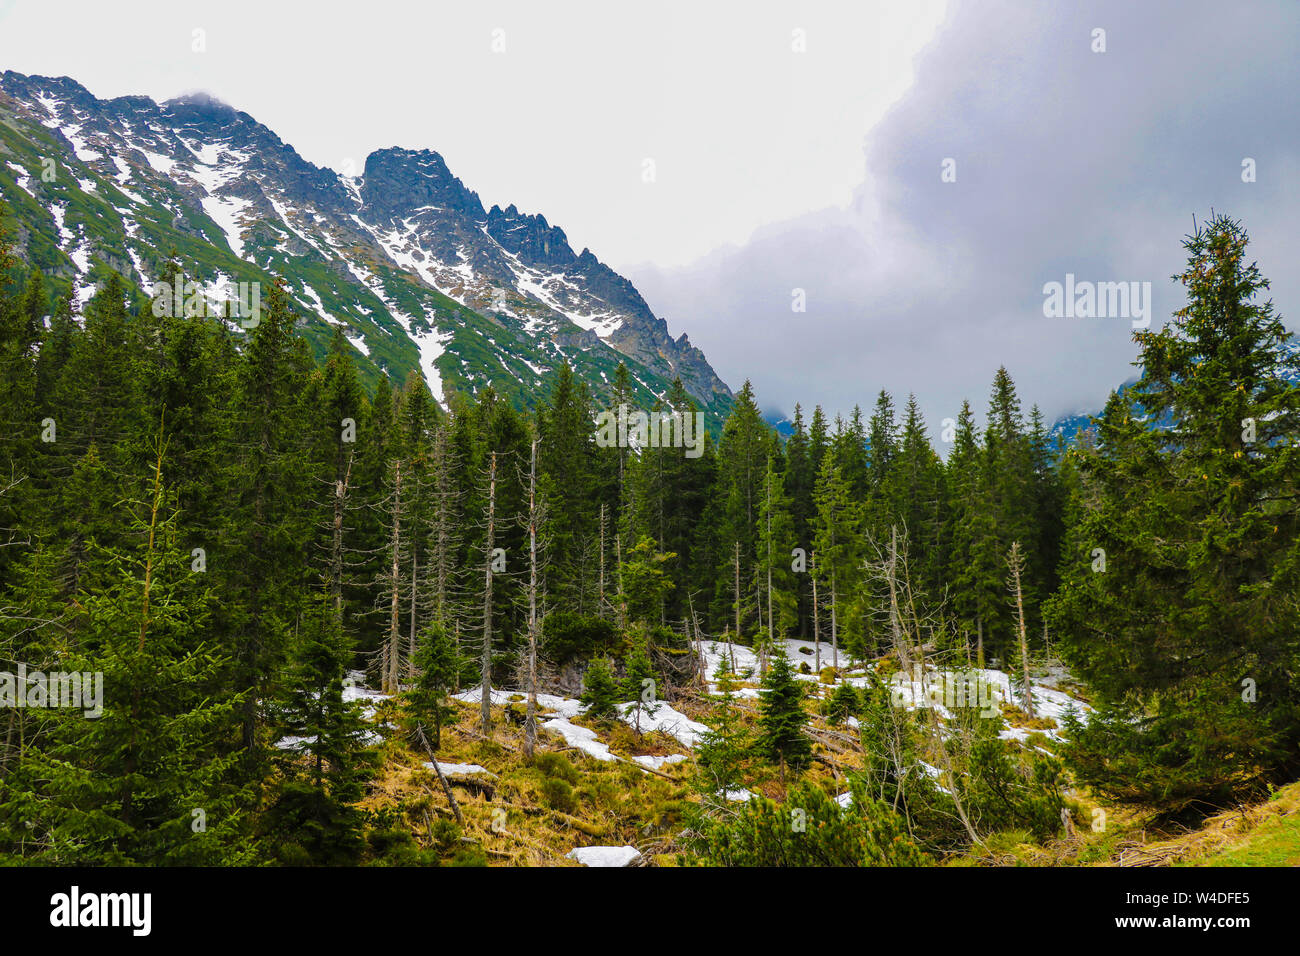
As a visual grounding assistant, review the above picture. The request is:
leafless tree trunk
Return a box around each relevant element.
[1007,541,1035,718]
[524,437,540,759]
[732,541,742,673]
[407,547,419,682]
[811,550,822,672]
[687,590,704,685]
[330,451,353,621]
[415,724,463,825]
[615,533,626,630]
[480,451,497,736]
[385,460,403,692]
[829,564,840,671]
[597,502,607,619]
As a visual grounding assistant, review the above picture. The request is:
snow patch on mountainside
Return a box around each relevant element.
[200,195,252,258]
[412,326,454,404]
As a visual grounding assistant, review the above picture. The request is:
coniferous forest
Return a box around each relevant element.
[1,208,1297,873]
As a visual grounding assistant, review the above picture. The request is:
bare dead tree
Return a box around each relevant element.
[523,436,543,759]
[480,451,497,737]
[1006,541,1035,719]
[385,459,403,692]
[328,450,354,621]
[614,532,627,630]
[414,723,463,825]
[811,549,822,672]
[597,502,607,619]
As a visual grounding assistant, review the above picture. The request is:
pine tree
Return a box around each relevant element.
[694,660,750,798]
[621,535,676,625]
[621,628,659,735]
[757,453,798,669]
[1047,213,1300,808]
[409,621,461,749]
[266,599,378,865]
[698,781,928,867]
[812,454,857,667]
[579,656,620,720]
[754,643,811,771]
[1,426,250,864]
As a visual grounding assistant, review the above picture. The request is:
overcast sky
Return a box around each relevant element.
[0,0,945,267]
[631,0,1300,430]
[2,1,1296,433]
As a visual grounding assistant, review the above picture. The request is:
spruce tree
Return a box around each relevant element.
[579,656,620,720]
[1,429,250,864]
[1047,213,1300,808]
[620,628,659,734]
[754,643,811,771]
[266,599,378,865]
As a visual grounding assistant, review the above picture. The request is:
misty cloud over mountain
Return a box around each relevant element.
[630,0,1300,435]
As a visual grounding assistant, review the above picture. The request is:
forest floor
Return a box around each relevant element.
[346,646,1297,867]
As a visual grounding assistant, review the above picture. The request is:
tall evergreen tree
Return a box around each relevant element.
[1047,214,1300,809]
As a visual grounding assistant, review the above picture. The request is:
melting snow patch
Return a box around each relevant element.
[201,195,252,258]
[423,761,496,777]
[6,162,34,197]
[566,846,640,867]
[620,702,710,750]
[410,326,454,404]
[541,718,616,762]
[63,125,102,163]
[453,687,585,719]
[632,753,688,771]
[143,151,175,174]
[343,671,391,720]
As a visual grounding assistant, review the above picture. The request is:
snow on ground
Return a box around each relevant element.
[411,326,453,404]
[453,687,584,719]
[632,753,688,771]
[541,717,616,762]
[369,219,474,307]
[50,203,74,246]
[62,124,102,163]
[275,727,382,750]
[346,333,370,356]
[267,194,330,259]
[424,761,496,777]
[200,194,252,258]
[622,701,711,750]
[298,283,342,324]
[457,686,699,769]
[343,670,391,720]
[6,161,34,197]
[142,150,175,174]
[699,637,1089,742]
[566,845,640,867]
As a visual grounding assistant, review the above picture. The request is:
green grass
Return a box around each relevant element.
[1188,808,1300,867]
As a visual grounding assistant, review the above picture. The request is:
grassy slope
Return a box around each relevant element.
[956,779,1300,868]
[361,675,860,866]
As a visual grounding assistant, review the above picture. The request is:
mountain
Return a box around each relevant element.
[0,71,733,422]
[762,411,796,440]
